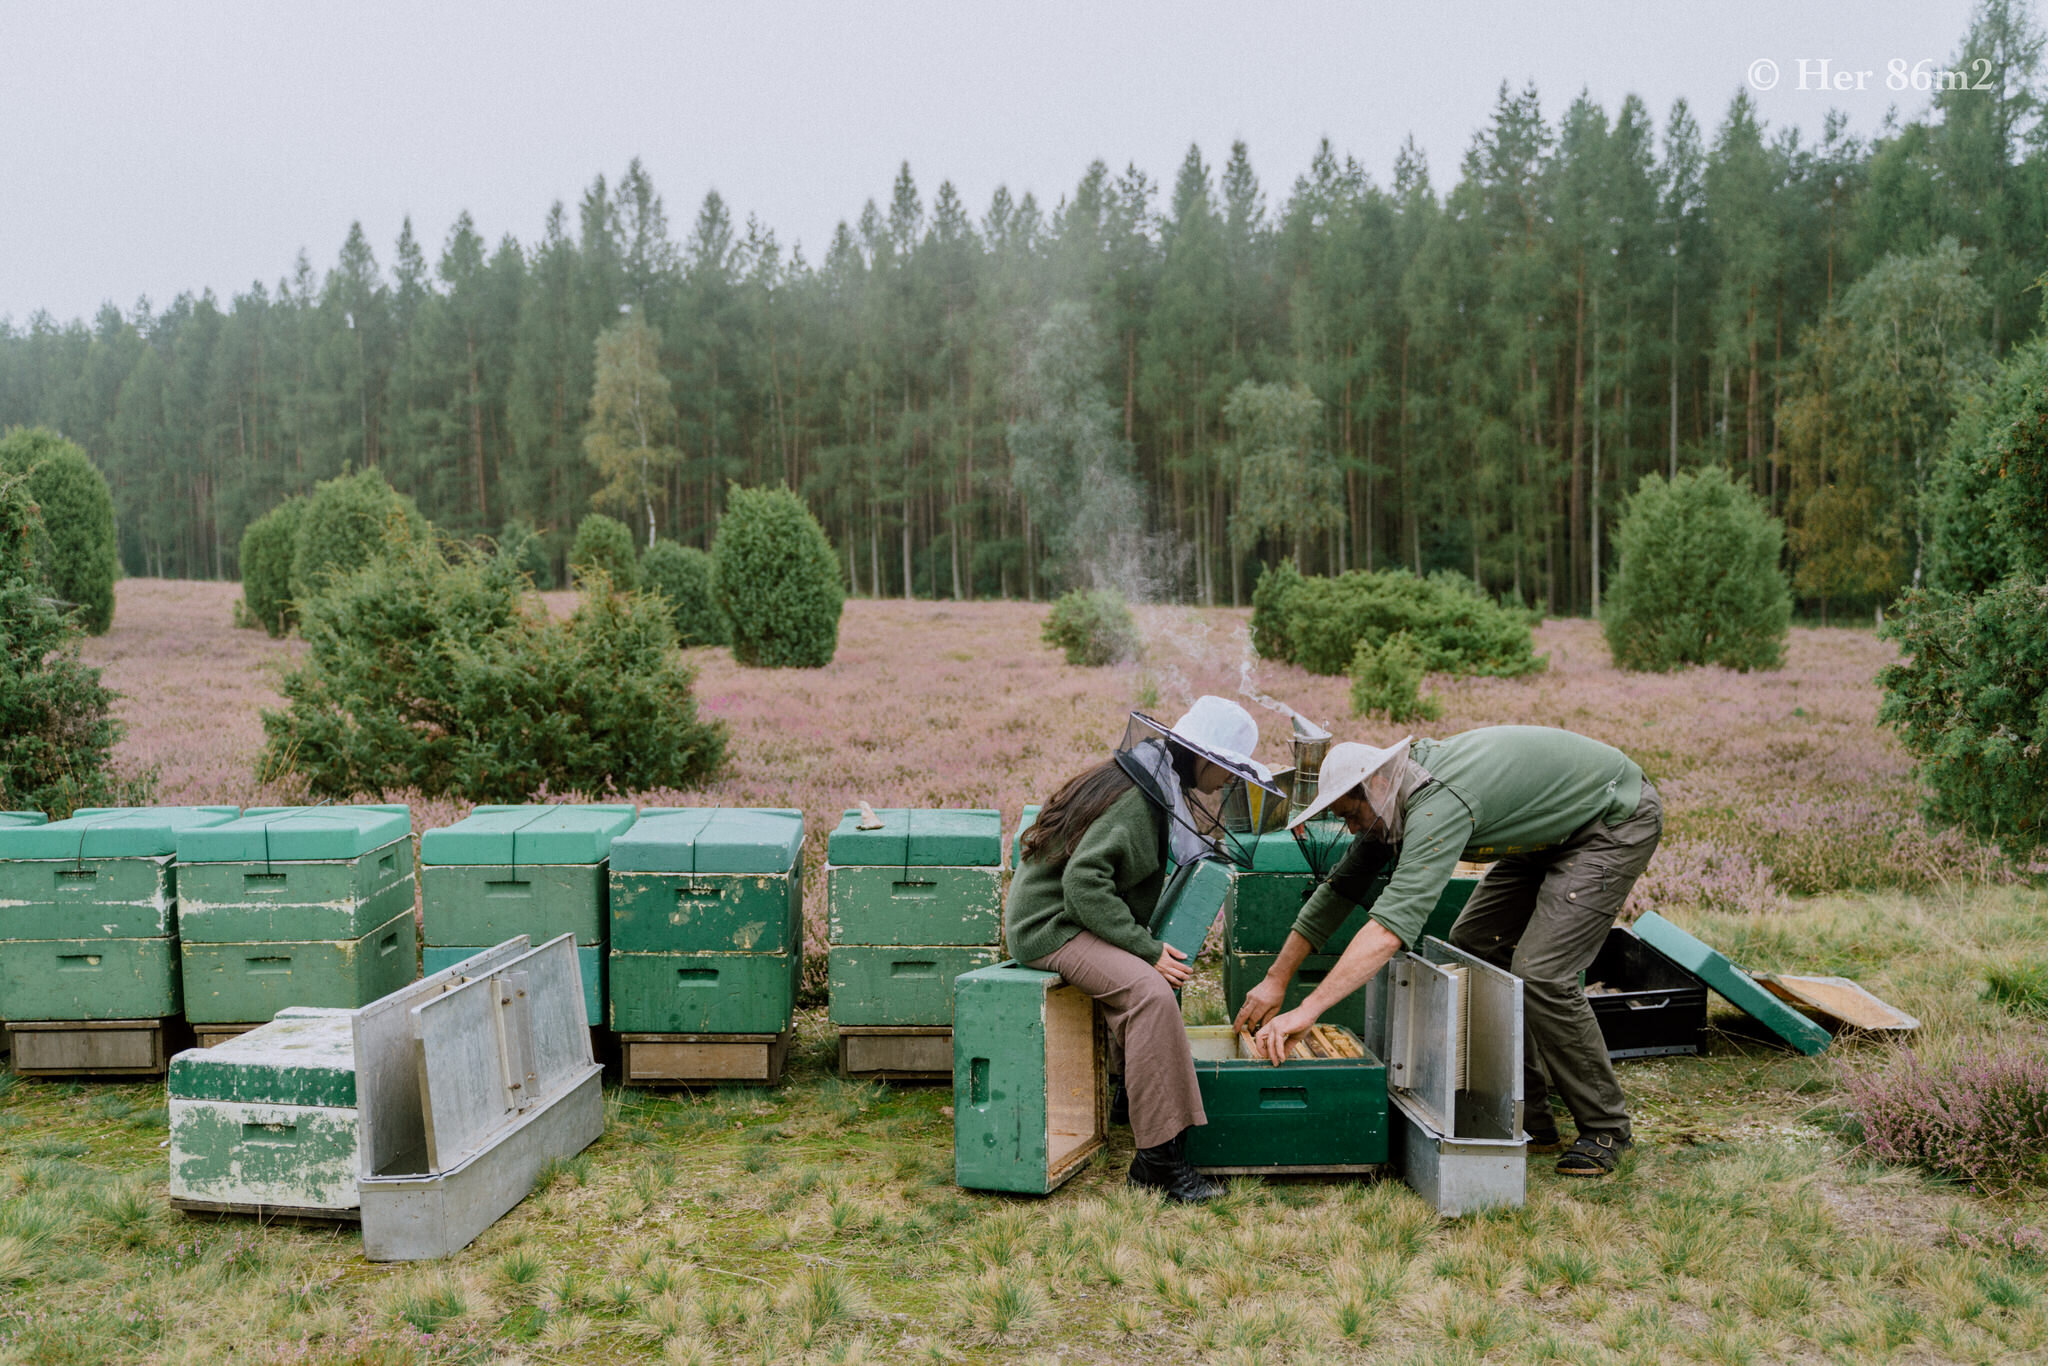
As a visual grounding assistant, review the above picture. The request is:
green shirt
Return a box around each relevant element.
[1005,785,1168,966]
[1291,726,1645,951]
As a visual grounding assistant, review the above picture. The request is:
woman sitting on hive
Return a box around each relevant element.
[1004,695,1271,1204]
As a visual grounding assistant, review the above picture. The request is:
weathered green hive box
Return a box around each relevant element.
[826,809,1002,947]
[0,807,238,1022]
[828,944,1001,1026]
[176,806,415,943]
[953,961,1107,1194]
[175,806,417,1025]
[608,809,804,1035]
[1184,1024,1388,1172]
[420,803,635,946]
[181,912,417,1024]
[1228,857,1480,955]
[167,1007,360,1213]
[1151,857,1234,962]
[609,809,803,953]
[420,804,633,1026]
[0,806,238,939]
[1007,806,1040,872]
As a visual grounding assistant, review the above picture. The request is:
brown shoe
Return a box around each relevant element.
[1526,1122,1567,1154]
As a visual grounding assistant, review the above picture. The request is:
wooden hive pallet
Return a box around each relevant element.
[7,1018,186,1077]
[837,1025,952,1082]
[619,1030,792,1086]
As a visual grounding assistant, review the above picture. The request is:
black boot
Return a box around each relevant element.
[1109,1079,1130,1127]
[1127,1131,1225,1204]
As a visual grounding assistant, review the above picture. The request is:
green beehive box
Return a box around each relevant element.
[0,806,239,940]
[0,937,181,1020]
[1150,858,1234,962]
[609,948,800,1034]
[953,960,1107,1194]
[176,806,414,944]
[425,942,605,1026]
[1184,1024,1389,1171]
[609,809,804,953]
[420,804,635,948]
[179,910,417,1024]
[1227,867,1480,956]
[827,944,1001,1027]
[1224,951,1370,1037]
[827,866,1003,946]
[167,1007,360,1212]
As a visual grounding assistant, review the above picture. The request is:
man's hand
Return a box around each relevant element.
[1252,1006,1318,1065]
[1232,975,1289,1033]
[1155,943,1192,988]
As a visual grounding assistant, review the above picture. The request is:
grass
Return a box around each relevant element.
[1,890,2045,1363]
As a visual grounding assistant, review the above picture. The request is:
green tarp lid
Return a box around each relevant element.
[420,803,637,866]
[610,808,804,874]
[827,808,1001,867]
[167,1007,357,1107]
[0,806,238,860]
[175,805,413,864]
[1631,911,1833,1056]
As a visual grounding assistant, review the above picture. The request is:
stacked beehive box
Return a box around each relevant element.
[0,811,46,1058]
[825,808,1003,1081]
[175,806,417,1042]
[166,1006,361,1219]
[419,804,636,1028]
[0,806,238,1075]
[608,808,804,1084]
[1223,830,1481,1037]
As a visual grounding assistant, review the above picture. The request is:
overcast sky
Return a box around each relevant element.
[0,0,1988,324]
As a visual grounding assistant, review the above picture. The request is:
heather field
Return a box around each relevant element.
[2,578,2045,1365]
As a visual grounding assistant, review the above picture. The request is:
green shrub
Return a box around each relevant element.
[570,513,639,592]
[238,498,305,636]
[713,485,844,668]
[496,517,554,589]
[1253,564,1540,678]
[1878,576,2048,864]
[1928,336,2048,593]
[288,468,426,602]
[260,537,725,802]
[0,427,118,634]
[1042,588,1142,667]
[641,539,728,646]
[0,470,151,816]
[1250,559,1304,663]
[1349,631,1440,724]
[1603,466,1791,673]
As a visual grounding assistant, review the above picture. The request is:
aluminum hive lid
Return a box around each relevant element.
[826,808,1002,867]
[0,806,238,860]
[175,805,413,863]
[1630,911,1833,1056]
[420,804,638,867]
[608,808,804,874]
[167,1007,357,1108]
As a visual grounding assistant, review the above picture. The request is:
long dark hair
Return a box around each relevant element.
[1021,758,1136,871]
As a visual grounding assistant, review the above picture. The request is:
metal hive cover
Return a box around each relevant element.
[1631,912,1833,1056]
[826,808,1002,867]
[0,806,238,860]
[176,806,413,863]
[608,808,804,874]
[419,804,637,867]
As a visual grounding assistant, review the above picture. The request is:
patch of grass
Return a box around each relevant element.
[1984,959,2048,1017]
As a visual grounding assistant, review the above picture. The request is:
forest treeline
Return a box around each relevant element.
[2,2,2043,613]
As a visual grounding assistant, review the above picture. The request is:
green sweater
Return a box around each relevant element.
[1005,785,1168,965]
[1293,725,1645,951]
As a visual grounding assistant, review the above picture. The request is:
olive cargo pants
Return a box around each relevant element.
[1447,782,1663,1139]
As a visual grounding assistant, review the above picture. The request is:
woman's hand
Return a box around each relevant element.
[1252,1007,1317,1065]
[1155,943,1192,988]
[1232,976,1288,1033]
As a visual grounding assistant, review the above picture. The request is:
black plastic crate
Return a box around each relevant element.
[1586,925,1708,1059]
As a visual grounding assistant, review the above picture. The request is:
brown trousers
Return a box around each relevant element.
[1026,930,1206,1150]
[1448,781,1664,1139]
